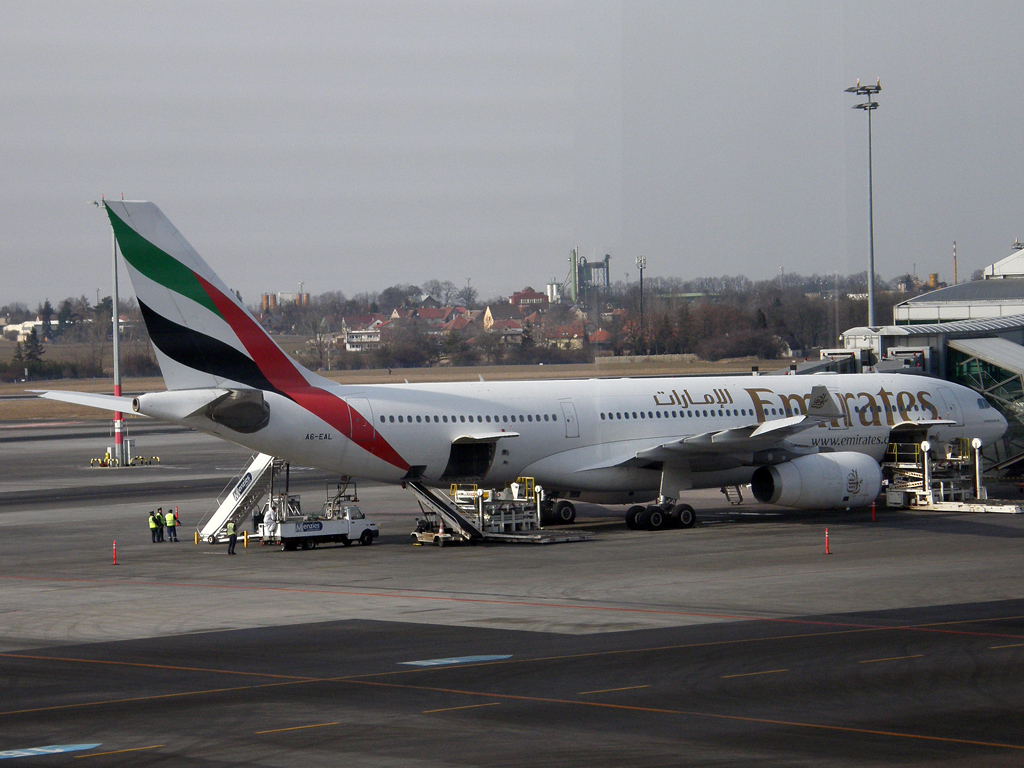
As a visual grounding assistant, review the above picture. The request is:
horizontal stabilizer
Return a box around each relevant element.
[33,390,139,413]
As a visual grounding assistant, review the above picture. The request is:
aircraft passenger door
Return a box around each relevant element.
[345,397,376,445]
[560,401,579,438]
[937,387,961,425]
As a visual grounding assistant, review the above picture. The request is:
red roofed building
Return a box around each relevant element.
[509,287,549,309]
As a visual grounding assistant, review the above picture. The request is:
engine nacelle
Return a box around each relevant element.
[750,452,882,510]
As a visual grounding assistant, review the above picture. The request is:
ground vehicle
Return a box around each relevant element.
[259,492,379,550]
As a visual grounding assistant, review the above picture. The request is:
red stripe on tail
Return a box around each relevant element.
[195,275,410,471]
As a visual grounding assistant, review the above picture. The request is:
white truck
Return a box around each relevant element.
[259,493,379,550]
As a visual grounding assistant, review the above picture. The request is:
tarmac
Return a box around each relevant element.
[1,421,1024,765]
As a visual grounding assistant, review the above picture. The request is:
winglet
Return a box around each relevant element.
[807,385,842,420]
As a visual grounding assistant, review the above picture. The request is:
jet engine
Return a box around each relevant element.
[750,452,882,510]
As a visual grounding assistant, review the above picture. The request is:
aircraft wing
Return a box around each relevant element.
[579,384,845,471]
[32,390,140,413]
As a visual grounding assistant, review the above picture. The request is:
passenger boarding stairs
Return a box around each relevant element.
[199,453,283,543]
[407,481,590,544]
[407,481,484,541]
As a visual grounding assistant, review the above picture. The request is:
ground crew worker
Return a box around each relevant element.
[154,507,165,542]
[226,521,237,555]
[148,511,159,543]
[164,507,178,542]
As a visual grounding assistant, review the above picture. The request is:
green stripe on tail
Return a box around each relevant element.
[105,203,221,317]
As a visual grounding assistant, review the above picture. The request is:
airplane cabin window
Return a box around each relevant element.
[379,415,385,423]
[389,415,395,423]
[416,415,421,423]
[460,415,466,422]
[442,415,448,422]
[434,415,439,422]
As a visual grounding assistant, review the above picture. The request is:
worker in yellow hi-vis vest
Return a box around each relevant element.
[148,511,159,543]
[226,521,237,555]
[164,508,178,542]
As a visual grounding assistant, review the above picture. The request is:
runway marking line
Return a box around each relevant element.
[422,702,501,714]
[4,573,1024,641]
[339,677,1024,752]
[858,654,924,664]
[990,643,1024,649]
[578,685,649,695]
[2,646,1022,752]
[255,722,339,735]
[0,653,314,681]
[0,681,300,718]
[73,744,164,759]
[720,669,788,679]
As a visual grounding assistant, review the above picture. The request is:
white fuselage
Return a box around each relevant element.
[177,372,1005,505]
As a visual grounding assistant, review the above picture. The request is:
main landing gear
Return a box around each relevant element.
[540,499,577,525]
[625,502,697,531]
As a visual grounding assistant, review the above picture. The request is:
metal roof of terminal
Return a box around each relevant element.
[845,313,1024,338]
[901,279,1024,304]
[948,337,1024,377]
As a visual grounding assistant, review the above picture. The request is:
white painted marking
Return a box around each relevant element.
[401,654,512,667]
[0,744,101,759]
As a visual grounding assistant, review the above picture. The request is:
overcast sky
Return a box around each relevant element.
[2,1,1023,308]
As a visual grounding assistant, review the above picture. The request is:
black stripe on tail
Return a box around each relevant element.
[139,301,279,393]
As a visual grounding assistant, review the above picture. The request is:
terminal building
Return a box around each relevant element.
[826,242,1024,471]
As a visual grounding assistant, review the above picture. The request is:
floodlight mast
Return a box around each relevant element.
[91,199,125,466]
[636,255,646,354]
[845,78,881,327]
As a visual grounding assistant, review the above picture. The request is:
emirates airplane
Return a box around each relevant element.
[41,201,1006,530]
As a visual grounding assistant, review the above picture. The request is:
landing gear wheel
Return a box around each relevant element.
[625,505,645,530]
[676,504,697,529]
[645,505,668,531]
[302,538,315,550]
[553,500,577,524]
[359,530,374,546]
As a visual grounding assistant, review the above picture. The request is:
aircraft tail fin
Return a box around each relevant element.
[104,200,313,394]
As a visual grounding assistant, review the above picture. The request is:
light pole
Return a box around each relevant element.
[636,255,646,355]
[91,200,125,466]
[845,78,881,327]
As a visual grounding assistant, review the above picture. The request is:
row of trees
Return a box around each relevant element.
[1,296,158,382]
[3,268,927,379]
[270,270,907,369]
